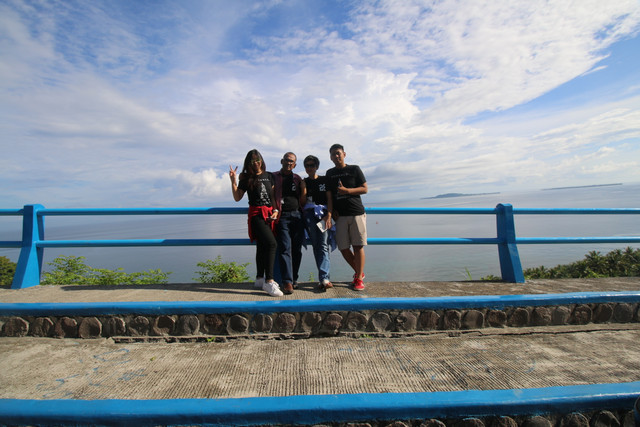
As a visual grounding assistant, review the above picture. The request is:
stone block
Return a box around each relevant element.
[552,306,571,325]
[300,312,322,333]
[2,316,29,337]
[176,315,200,336]
[589,410,620,427]
[395,311,417,332]
[593,304,614,323]
[321,313,343,335]
[227,314,249,335]
[251,314,273,333]
[613,303,634,323]
[486,310,507,327]
[442,310,461,330]
[202,314,225,335]
[489,416,518,427]
[462,310,484,329]
[152,315,175,336]
[560,412,589,427]
[103,317,126,336]
[78,317,102,339]
[571,305,592,325]
[531,307,551,326]
[418,310,440,330]
[368,312,392,332]
[128,316,150,336]
[274,313,296,333]
[54,317,78,338]
[457,418,485,427]
[508,307,529,327]
[30,317,54,337]
[345,312,367,332]
[523,416,552,427]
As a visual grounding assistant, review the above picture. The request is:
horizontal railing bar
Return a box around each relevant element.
[0,209,23,216]
[516,237,640,244]
[0,241,22,248]
[36,239,251,248]
[38,207,248,216]
[368,237,499,245]
[29,236,640,249]
[35,237,502,248]
[365,207,496,214]
[513,208,640,214]
[32,207,640,216]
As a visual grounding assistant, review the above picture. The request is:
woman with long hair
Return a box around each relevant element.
[229,149,283,297]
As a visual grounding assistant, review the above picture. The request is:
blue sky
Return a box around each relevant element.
[1,0,639,207]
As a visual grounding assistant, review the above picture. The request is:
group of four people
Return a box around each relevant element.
[228,144,367,297]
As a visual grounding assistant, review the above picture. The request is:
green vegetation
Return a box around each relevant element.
[522,247,640,279]
[0,256,17,286]
[41,255,170,285]
[3,247,639,286]
[193,255,250,283]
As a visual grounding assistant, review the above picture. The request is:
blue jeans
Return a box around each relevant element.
[276,211,304,285]
[304,209,330,283]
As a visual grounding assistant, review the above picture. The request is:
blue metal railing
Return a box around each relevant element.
[2,204,639,289]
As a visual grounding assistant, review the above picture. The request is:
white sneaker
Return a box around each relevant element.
[254,277,265,289]
[263,280,284,297]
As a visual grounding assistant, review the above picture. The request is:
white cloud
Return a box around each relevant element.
[1,0,639,208]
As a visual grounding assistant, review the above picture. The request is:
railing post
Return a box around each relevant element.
[496,203,524,283]
[12,204,45,289]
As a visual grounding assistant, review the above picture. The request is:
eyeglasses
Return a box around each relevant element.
[251,159,262,164]
[304,163,316,168]
[282,159,295,164]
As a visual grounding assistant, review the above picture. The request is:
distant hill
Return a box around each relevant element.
[422,192,500,200]
[542,183,622,191]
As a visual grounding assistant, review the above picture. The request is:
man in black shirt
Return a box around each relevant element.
[273,152,305,294]
[302,155,332,290]
[326,144,368,291]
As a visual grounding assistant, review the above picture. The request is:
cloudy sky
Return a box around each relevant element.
[2,0,639,208]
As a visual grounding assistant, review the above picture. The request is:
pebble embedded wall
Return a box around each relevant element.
[1,302,638,339]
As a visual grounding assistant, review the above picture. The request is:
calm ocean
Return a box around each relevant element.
[1,183,639,283]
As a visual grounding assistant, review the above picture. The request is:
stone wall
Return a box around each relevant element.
[283,409,638,426]
[1,302,638,339]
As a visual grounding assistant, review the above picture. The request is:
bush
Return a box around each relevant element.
[41,255,171,285]
[194,256,250,283]
[0,256,17,286]
[523,247,640,279]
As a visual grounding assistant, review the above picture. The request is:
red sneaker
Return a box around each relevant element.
[353,278,365,291]
[352,273,365,284]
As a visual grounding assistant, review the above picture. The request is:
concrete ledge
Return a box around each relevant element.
[1,382,638,426]
[2,291,640,315]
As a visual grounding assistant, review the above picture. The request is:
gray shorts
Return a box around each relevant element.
[335,214,367,250]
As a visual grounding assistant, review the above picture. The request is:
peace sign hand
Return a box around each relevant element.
[229,165,238,183]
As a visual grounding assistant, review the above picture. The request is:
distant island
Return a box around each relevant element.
[422,192,500,200]
[542,183,622,191]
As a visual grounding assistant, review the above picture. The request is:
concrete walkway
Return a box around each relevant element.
[1,324,640,401]
[1,278,639,399]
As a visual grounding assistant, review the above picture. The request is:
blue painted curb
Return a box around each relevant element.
[0,382,638,426]
[1,291,640,317]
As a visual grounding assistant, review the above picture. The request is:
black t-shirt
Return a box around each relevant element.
[304,176,328,206]
[238,172,274,207]
[326,165,366,216]
[280,173,300,212]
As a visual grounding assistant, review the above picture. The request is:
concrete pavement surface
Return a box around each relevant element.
[1,324,639,401]
[1,277,639,303]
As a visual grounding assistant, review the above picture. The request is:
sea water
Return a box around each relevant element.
[1,183,638,283]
